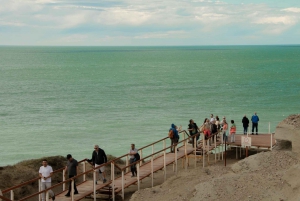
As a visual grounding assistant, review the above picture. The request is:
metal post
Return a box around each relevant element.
[93,171,96,201]
[137,164,140,190]
[121,171,124,200]
[38,179,41,201]
[83,162,86,181]
[71,179,75,201]
[62,169,66,191]
[151,155,154,187]
[269,122,270,134]
[10,190,14,201]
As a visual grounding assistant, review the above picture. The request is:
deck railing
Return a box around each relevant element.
[1,122,275,201]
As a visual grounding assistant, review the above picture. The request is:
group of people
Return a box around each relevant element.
[39,143,140,200]
[169,112,260,149]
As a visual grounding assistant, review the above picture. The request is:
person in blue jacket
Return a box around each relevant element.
[251,112,259,135]
[170,124,179,153]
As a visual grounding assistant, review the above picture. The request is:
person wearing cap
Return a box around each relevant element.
[39,159,55,201]
[251,112,259,135]
[64,154,79,197]
[87,145,107,184]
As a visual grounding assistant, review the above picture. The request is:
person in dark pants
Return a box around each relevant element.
[188,119,199,147]
[129,144,138,177]
[242,115,249,135]
[87,145,107,184]
[251,112,259,135]
[64,154,79,197]
[169,124,179,153]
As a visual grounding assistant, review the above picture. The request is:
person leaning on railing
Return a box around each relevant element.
[38,159,55,201]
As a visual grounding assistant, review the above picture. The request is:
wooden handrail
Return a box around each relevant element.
[120,133,201,170]
[2,159,87,193]
[0,195,12,201]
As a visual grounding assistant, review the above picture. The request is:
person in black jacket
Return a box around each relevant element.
[87,145,108,184]
[242,115,250,135]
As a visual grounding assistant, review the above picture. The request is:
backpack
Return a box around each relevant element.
[168,129,174,139]
[134,153,140,161]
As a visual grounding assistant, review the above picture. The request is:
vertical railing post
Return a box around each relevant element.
[121,170,124,200]
[271,133,273,150]
[112,163,115,201]
[184,139,187,171]
[163,148,166,181]
[93,170,96,201]
[139,150,143,166]
[151,154,154,187]
[269,122,271,134]
[126,155,129,173]
[46,191,49,201]
[203,133,205,168]
[38,179,41,201]
[207,138,210,165]
[10,190,14,201]
[62,169,66,191]
[152,145,154,179]
[194,135,196,168]
[82,161,86,181]
[175,142,178,174]
[214,134,217,163]
[71,179,75,201]
[137,163,140,191]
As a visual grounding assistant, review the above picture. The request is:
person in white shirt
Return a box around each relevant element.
[210,114,215,123]
[39,160,55,201]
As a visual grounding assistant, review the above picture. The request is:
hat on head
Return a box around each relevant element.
[66,154,72,159]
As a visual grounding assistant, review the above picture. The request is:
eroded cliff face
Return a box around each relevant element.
[275,114,300,154]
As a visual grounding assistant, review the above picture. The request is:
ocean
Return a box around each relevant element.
[0,45,299,166]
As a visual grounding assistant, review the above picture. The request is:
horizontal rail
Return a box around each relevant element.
[2,159,87,194]
[120,133,201,170]
[0,195,11,201]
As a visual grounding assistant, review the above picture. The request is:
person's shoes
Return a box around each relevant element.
[74,191,79,195]
[95,181,97,184]
[52,195,55,201]
[256,133,258,135]
[103,178,107,183]
[65,193,70,197]
[177,149,179,151]
[251,133,254,135]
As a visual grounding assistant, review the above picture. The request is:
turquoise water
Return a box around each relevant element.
[0,46,299,166]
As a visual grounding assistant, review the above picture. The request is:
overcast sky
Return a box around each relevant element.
[1,0,300,46]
